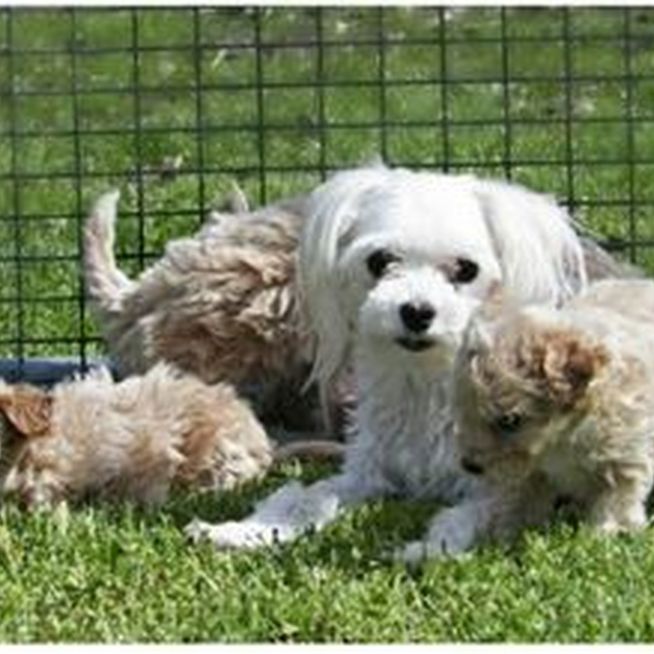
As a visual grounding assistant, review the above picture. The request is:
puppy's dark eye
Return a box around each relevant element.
[366,249,400,279]
[492,411,524,434]
[452,258,479,284]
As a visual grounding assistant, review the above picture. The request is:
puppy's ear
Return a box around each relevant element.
[0,387,53,437]
[471,178,587,305]
[538,330,609,407]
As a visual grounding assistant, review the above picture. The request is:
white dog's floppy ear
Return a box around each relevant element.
[299,167,390,409]
[471,179,587,304]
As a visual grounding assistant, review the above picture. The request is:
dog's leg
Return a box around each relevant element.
[587,467,652,534]
[395,494,500,564]
[185,472,380,550]
[396,475,557,565]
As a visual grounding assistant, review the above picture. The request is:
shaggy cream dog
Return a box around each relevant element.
[400,279,654,562]
[186,166,598,551]
[84,190,321,430]
[0,363,340,509]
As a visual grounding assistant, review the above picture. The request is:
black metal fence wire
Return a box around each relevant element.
[1,6,654,381]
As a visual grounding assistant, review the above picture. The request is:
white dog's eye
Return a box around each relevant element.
[451,258,479,284]
[366,249,400,279]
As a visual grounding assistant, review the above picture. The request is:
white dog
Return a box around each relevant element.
[186,166,588,551]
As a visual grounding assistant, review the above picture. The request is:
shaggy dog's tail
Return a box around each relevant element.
[84,190,134,315]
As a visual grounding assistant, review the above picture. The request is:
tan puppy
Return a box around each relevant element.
[399,279,654,563]
[0,363,277,509]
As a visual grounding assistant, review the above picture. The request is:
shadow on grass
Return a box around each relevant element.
[7,455,634,578]
[33,458,443,575]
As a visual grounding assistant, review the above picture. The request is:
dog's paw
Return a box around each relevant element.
[590,502,647,536]
[393,540,435,567]
[593,515,646,536]
[184,518,279,550]
[184,518,216,544]
[393,506,480,566]
[393,535,469,567]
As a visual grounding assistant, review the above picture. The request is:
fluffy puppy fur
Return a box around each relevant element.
[407,279,654,562]
[0,363,275,509]
[0,364,344,509]
[84,190,319,430]
[186,166,593,551]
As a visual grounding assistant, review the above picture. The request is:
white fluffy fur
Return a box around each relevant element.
[186,164,588,551]
[302,168,586,399]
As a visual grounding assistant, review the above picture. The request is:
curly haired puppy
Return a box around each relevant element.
[0,363,275,509]
[402,279,654,562]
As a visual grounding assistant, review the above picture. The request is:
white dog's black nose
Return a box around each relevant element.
[399,302,435,333]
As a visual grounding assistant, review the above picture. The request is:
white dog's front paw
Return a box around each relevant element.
[393,531,471,567]
[427,522,475,556]
[185,518,277,550]
[394,505,482,565]
[185,518,214,544]
[393,540,436,566]
[593,513,646,536]
[594,518,622,536]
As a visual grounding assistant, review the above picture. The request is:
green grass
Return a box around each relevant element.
[4,461,654,643]
[3,6,654,642]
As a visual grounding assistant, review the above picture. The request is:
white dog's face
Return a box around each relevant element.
[301,165,586,387]
[339,182,502,366]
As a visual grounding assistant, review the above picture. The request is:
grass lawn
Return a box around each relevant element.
[2,6,654,642]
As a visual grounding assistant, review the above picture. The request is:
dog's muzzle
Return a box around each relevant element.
[399,302,435,333]
[396,302,437,351]
[395,336,435,352]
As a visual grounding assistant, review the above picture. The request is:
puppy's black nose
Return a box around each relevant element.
[461,457,484,476]
[399,302,435,333]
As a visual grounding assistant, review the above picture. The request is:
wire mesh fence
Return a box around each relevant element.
[1,6,654,380]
